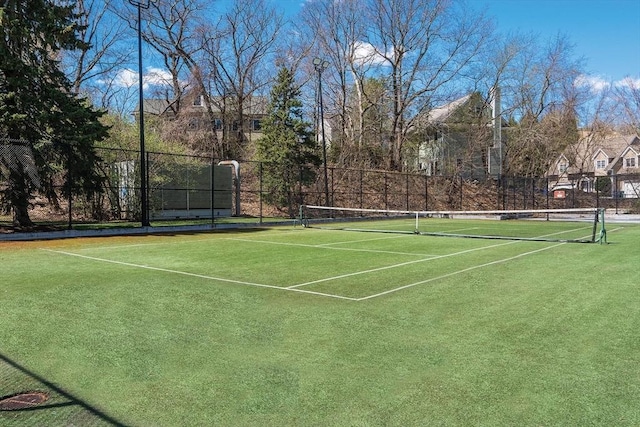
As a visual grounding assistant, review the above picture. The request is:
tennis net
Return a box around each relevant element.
[300,205,607,243]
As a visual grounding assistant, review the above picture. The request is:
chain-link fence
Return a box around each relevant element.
[1,142,638,230]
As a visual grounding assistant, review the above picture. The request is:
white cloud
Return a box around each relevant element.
[112,67,173,89]
[113,68,139,88]
[145,67,173,87]
[351,41,388,66]
[574,74,611,92]
[614,77,640,90]
[575,74,640,93]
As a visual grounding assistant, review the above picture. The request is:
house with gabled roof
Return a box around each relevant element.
[547,133,640,198]
[133,91,268,143]
[414,91,505,178]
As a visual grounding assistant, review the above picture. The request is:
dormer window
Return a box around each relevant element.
[193,95,203,106]
[596,160,606,169]
[626,157,636,168]
[559,162,568,173]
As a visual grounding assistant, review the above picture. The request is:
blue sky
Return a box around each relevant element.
[135,0,639,93]
[264,0,640,86]
[481,0,640,84]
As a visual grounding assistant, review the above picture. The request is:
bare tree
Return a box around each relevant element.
[298,0,492,171]
[299,0,371,167]
[198,0,284,159]
[364,0,492,170]
[123,0,227,156]
[512,35,583,176]
[57,0,131,110]
[143,0,205,108]
[614,78,640,135]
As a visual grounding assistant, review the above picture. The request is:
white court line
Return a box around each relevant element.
[314,234,409,246]
[287,240,519,289]
[288,225,594,289]
[224,237,437,257]
[40,249,357,301]
[355,226,624,300]
[40,225,620,303]
[356,243,566,301]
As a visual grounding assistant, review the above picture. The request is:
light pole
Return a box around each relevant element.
[129,0,155,226]
[313,57,330,206]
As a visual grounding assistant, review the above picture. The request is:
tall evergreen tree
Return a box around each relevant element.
[0,0,109,227]
[255,66,320,216]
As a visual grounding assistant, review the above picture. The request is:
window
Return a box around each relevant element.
[214,119,223,130]
[252,119,262,131]
[431,161,439,175]
[559,162,568,173]
[625,157,636,168]
[596,159,606,169]
[193,95,203,106]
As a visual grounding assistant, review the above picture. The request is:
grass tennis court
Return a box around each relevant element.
[1,216,640,426]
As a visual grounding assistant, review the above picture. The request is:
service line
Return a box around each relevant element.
[40,248,357,301]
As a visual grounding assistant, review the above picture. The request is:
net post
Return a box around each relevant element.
[298,205,305,228]
[597,208,607,244]
[414,211,419,234]
[590,208,598,242]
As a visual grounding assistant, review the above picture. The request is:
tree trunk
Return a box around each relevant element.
[9,166,34,228]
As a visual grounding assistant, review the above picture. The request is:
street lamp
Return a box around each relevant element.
[313,57,330,206]
[128,0,156,227]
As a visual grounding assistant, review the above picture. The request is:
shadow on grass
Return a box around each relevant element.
[0,352,129,426]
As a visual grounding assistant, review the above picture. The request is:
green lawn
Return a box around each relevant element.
[1,219,639,426]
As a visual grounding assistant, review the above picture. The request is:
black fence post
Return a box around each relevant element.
[331,166,334,207]
[615,174,619,214]
[359,169,364,209]
[67,142,73,230]
[530,177,534,209]
[145,151,150,225]
[259,161,263,224]
[406,172,410,211]
[497,176,501,210]
[299,165,304,208]
[425,174,429,211]
[546,177,550,210]
[459,175,463,209]
[210,157,216,227]
[384,172,388,210]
